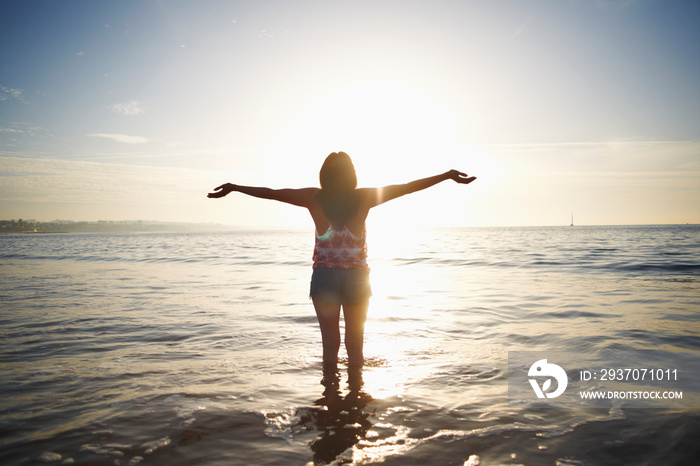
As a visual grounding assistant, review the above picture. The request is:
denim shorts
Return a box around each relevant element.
[309,268,372,305]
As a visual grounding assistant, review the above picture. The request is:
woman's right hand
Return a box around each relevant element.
[207,183,236,198]
[447,170,477,184]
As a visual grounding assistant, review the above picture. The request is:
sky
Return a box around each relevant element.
[1,0,699,228]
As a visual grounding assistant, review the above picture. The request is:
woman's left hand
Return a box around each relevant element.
[207,183,236,198]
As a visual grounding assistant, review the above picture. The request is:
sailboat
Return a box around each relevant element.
[570,212,574,227]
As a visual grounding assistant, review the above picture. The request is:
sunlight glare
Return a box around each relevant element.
[359,227,445,400]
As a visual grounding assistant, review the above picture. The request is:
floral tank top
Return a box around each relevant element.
[312,226,369,270]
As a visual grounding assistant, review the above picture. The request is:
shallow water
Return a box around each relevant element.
[1,225,699,465]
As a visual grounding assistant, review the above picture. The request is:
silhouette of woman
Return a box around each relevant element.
[208,152,476,371]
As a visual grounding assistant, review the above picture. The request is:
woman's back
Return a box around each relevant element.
[310,188,369,238]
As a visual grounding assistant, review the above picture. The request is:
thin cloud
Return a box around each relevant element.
[0,127,22,133]
[0,124,51,149]
[109,100,145,116]
[0,86,28,104]
[88,133,150,144]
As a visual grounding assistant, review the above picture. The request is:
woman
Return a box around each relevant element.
[208,152,476,370]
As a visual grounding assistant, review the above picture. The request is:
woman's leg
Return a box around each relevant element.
[312,299,342,366]
[342,300,369,368]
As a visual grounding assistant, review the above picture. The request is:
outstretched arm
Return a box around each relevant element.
[363,170,476,208]
[207,183,317,207]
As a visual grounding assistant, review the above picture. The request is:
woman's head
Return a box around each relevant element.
[319,152,357,193]
[318,152,359,227]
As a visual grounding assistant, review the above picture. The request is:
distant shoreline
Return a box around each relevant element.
[0,219,234,234]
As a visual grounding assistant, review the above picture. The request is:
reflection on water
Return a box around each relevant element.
[306,366,372,464]
[261,365,377,464]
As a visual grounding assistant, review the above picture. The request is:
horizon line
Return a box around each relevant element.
[2,218,697,230]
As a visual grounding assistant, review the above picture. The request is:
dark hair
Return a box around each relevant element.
[318,152,359,228]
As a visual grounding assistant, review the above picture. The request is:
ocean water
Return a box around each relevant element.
[1,225,699,465]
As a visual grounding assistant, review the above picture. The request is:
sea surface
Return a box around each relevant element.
[1,225,699,465]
